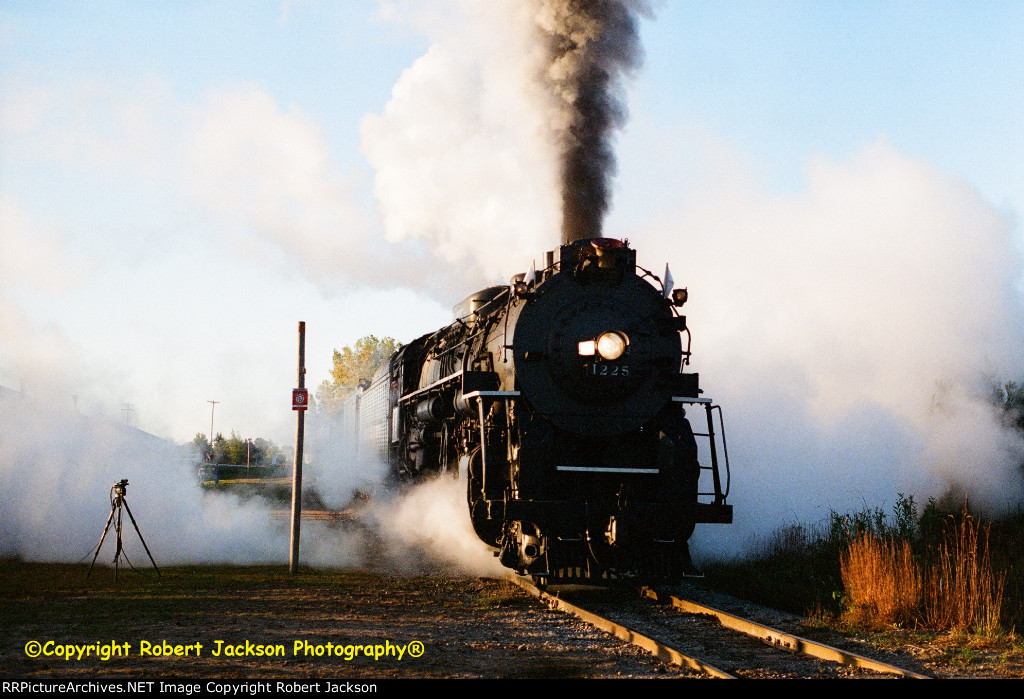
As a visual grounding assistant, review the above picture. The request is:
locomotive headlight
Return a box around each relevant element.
[596,331,628,360]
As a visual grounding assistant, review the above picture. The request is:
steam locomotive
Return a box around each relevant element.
[340,237,731,583]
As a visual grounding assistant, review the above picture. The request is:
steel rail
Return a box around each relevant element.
[510,576,736,679]
[640,587,931,679]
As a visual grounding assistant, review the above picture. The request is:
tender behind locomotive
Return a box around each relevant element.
[344,237,731,583]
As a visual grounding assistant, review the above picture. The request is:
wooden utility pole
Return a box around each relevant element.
[289,321,307,575]
[207,400,219,444]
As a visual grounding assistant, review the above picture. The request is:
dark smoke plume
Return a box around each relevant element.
[533,0,648,243]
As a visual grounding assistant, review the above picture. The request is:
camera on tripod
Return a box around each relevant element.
[88,477,159,580]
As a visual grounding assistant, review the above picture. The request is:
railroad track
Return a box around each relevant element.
[510,576,931,679]
[269,509,358,522]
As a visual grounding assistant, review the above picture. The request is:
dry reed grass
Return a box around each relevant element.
[840,534,920,627]
[922,516,1006,636]
[840,515,1006,635]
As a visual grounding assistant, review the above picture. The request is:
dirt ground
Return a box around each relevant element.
[3,562,1021,679]
[1,564,700,679]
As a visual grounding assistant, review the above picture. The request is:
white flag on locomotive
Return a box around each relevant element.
[525,260,536,286]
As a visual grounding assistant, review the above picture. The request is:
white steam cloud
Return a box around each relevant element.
[360,477,505,577]
[631,136,1024,553]
[304,413,503,575]
[1,394,500,575]
[0,397,284,564]
[362,0,562,288]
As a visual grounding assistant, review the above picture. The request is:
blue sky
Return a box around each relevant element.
[626,1,1024,210]
[3,0,1023,523]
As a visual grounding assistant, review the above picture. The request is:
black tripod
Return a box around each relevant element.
[88,479,160,580]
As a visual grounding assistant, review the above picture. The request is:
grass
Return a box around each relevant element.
[698,495,1024,677]
[199,477,327,510]
[840,534,921,627]
[704,494,1024,640]
[840,518,1006,635]
[0,562,320,651]
[921,515,1005,635]
[704,520,848,617]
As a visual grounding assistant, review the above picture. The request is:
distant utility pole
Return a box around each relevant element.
[207,400,219,444]
[122,403,134,426]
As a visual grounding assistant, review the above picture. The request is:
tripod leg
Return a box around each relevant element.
[120,548,137,571]
[88,504,118,577]
[114,505,123,581]
[121,498,161,576]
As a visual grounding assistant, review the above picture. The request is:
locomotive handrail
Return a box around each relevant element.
[711,404,731,499]
[465,390,520,499]
[672,396,730,505]
[462,390,521,398]
[635,263,666,294]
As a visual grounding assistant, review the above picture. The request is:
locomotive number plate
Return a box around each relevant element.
[586,363,630,377]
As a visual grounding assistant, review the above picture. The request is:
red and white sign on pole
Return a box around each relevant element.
[292,388,309,411]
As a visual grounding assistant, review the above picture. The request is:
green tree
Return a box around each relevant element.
[187,431,284,470]
[224,431,247,465]
[191,432,211,454]
[212,432,228,464]
[190,433,213,465]
[252,437,283,467]
[316,335,401,414]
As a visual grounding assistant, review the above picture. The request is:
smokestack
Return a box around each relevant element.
[533,0,647,243]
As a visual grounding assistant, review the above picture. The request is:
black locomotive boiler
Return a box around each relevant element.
[340,237,731,583]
